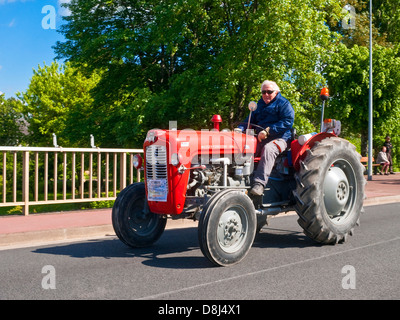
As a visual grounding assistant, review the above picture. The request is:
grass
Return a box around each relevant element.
[0,200,115,216]
[0,187,116,216]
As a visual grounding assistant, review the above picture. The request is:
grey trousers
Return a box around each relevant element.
[253,138,287,187]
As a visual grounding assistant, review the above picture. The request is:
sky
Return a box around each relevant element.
[0,0,70,98]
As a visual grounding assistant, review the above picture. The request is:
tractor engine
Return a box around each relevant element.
[185,155,253,195]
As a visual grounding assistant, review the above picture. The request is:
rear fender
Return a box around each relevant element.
[291,132,336,171]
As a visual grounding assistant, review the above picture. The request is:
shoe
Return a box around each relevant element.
[379,172,383,175]
[385,173,389,175]
[390,172,395,174]
[250,183,264,196]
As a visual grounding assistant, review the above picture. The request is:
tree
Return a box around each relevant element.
[328,0,400,48]
[0,94,24,146]
[18,62,101,147]
[373,0,400,45]
[55,0,345,146]
[323,43,400,163]
[322,0,400,168]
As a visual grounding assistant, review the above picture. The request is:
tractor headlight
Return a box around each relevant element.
[132,154,143,169]
[323,119,341,136]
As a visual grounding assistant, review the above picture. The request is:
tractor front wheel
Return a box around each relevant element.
[198,190,257,266]
[112,182,167,248]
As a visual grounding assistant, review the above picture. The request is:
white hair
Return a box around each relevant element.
[261,80,280,92]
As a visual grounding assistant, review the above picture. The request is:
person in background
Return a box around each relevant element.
[383,135,394,174]
[376,146,390,175]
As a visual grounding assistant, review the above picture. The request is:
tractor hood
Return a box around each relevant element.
[144,129,257,167]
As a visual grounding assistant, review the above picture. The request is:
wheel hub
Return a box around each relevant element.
[223,218,241,244]
[323,166,350,217]
[217,207,247,253]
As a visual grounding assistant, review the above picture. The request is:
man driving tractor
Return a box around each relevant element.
[238,80,295,196]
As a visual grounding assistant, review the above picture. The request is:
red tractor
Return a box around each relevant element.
[112,102,365,266]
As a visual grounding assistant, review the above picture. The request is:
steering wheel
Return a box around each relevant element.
[234,122,265,133]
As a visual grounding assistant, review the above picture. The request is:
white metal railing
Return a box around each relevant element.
[0,146,143,215]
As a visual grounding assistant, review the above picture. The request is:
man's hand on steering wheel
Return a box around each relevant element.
[257,127,270,142]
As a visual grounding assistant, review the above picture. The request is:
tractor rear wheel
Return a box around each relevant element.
[112,182,167,248]
[198,190,257,266]
[294,137,365,244]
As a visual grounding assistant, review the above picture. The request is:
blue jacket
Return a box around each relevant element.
[240,93,295,142]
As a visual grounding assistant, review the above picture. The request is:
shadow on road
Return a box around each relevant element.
[32,224,320,269]
[33,227,216,269]
[254,226,321,249]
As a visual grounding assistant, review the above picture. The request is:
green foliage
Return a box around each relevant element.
[18,62,101,147]
[324,43,400,162]
[0,94,24,146]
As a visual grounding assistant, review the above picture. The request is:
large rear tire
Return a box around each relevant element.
[293,137,365,244]
[112,183,167,248]
[198,190,257,266]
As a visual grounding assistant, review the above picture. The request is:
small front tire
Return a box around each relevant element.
[112,183,167,248]
[198,190,257,266]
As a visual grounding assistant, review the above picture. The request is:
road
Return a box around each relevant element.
[1,203,399,301]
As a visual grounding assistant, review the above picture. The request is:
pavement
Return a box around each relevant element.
[1,173,399,250]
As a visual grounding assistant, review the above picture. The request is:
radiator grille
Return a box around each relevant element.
[146,145,168,180]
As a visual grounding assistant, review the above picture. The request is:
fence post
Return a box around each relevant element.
[2,152,6,203]
[22,151,30,216]
[120,152,127,191]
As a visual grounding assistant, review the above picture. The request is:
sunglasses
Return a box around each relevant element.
[262,90,275,95]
